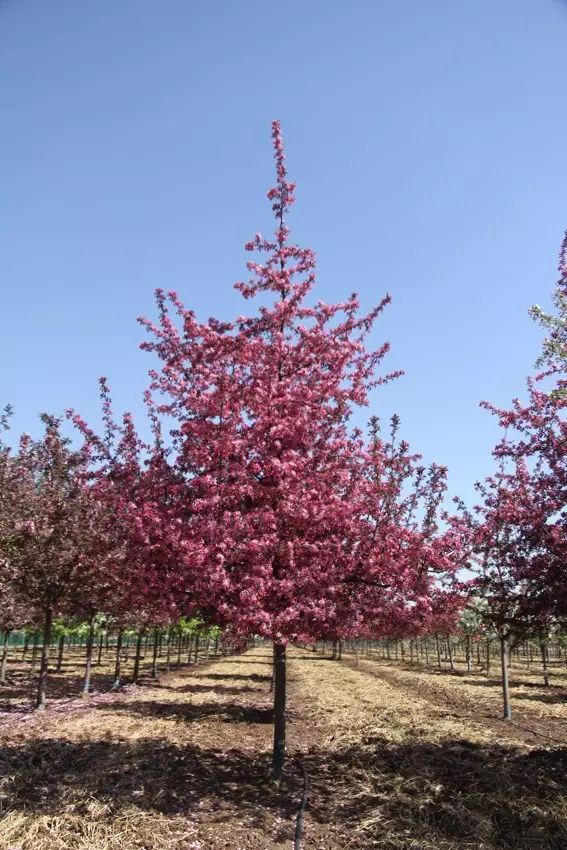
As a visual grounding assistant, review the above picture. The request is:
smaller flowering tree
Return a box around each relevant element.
[69,380,198,685]
[5,415,112,709]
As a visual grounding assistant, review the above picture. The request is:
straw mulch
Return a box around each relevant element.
[1,645,567,849]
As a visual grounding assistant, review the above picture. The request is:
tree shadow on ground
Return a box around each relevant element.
[1,735,567,849]
[465,679,567,703]
[193,672,272,682]
[91,699,275,724]
[158,682,264,696]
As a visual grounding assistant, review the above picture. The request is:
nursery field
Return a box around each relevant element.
[1,646,567,850]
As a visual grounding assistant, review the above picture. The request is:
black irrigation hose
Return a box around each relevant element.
[294,760,309,850]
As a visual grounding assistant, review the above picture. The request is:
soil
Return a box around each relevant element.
[1,645,567,850]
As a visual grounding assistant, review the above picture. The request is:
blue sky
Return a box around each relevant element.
[1,0,566,505]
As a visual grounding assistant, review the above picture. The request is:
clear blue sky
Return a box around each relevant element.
[2,0,566,505]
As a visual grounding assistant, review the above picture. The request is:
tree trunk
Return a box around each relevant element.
[500,634,512,720]
[132,630,144,682]
[112,629,124,690]
[485,638,491,674]
[466,635,472,673]
[82,620,95,696]
[31,631,40,675]
[21,632,30,660]
[96,633,104,666]
[446,637,455,672]
[272,642,287,780]
[56,634,65,672]
[540,641,549,687]
[177,632,183,669]
[151,628,159,678]
[194,634,200,664]
[434,634,441,669]
[36,606,53,710]
[166,627,173,672]
[0,630,11,685]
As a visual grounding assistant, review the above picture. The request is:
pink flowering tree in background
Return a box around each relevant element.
[139,122,406,778]
[4,415,112,709]
[471,235,567,717]
[338,414,467,649]
[69,380,199,688]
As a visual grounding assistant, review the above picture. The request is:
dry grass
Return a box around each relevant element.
[2,646,567,849]
[288,648,567,850]
[338,651,567,740]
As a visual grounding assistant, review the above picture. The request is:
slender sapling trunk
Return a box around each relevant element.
[36,607,53,710]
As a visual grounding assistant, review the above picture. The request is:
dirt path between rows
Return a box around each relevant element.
[330,651,567,747]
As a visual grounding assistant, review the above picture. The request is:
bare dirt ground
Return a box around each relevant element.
[1,646,567,850]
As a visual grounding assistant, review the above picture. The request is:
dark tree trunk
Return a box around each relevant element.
[112,629,124,690]
[96,633,104,666]
[151,628,159,678]
[36,607,53,710]
[272,642,286,780]
[82,620,95,695]
[132,630,144,682]
[435,634,442,670]
[0,630,11,685]
[56,634,65,672]
[194,634,200,664]
[21,632,30,659]
[214,634,219,656]
[177,632,183,669]
[166,627,173,673]
[500,634,512,720]
[466,635,472,673]
[31,631,40,674]
[446,637,455,672]
[540,641,549,687]
[486,638,491,674]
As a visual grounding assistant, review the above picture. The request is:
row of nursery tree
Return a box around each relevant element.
[1,122,566,775]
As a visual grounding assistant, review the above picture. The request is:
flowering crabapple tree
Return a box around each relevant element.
[139,122,404,778]
[69,379,199,687]
[470,234,567,714]
[530,230,567,371]
[5,415,113,709]
[333,414,466,648]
